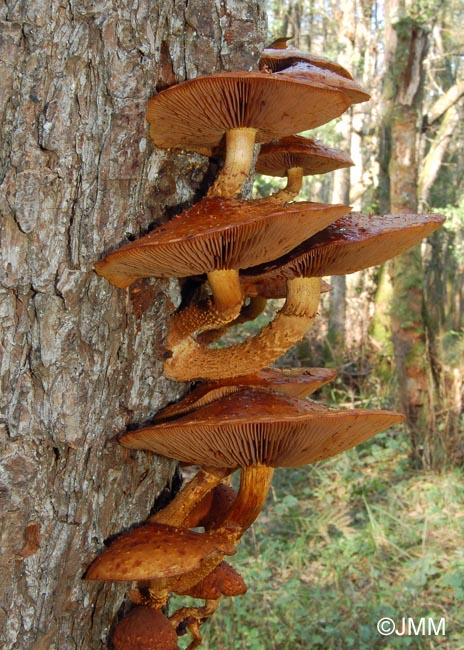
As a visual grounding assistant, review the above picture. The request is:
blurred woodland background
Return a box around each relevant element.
[192,0,464,647]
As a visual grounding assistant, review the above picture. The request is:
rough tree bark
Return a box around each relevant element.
[0,2,266,649]
[381,6,430,466]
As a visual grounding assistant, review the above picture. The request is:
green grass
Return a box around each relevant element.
[174,434,464,649]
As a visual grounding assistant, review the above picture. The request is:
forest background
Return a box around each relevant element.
[196,0,464,647]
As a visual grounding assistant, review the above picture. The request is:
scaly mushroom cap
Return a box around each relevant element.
[153,367,338,422]
[176,561,247,599]
[183,483,238,530]
[120,388,404,470]
[85,523,235,582]
[94,198,349,289]
[255,136,354,177]
[274,61,370,104]
[241,212,446,288]
[113,607,179,650]
[260,45,354,79]
[146,71,351,150]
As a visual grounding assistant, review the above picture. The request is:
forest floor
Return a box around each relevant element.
[173,429,464,649]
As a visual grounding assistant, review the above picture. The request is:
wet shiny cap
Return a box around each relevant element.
[94,198,349,288]
[120,388,404,469]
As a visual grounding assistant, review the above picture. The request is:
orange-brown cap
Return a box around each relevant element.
[153,367,337,422]
[255,136,353,177]
[176,561,247,599]
[85,523,235,582]
[274,61,370,104]
[241,212,446,286]
[120,388,404,470]
[113,607,178,650]
[260,44,354,79]
[94,198,349,289]
[146,71,351,151]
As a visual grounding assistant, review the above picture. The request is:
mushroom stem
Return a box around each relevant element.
[271,166,304,203]
[164,277,322,380]
[167,270,244,347]
[207,127,258,198]
[207,269,244,315]
[169,599,219,632]
[216,464,275,532]
[148,467,232,528]
[197,295,268,345]
[285,165,304,196]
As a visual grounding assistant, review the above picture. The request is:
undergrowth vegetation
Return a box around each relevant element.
[191,435,464,649]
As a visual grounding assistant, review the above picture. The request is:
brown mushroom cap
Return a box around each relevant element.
[241,212,446,287]
[146,71,351,151]
[255,136,354,177]
[119,388,404,470]
[176,561,247,599]
[94,198,349,289]
[260,45,354,79]
[113,607,179,650]
[152,367,338,422]
[274,61,370,104]
[85,523,235,582]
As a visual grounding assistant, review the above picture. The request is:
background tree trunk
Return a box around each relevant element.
[0,2,266,649]
[381,9,430,466]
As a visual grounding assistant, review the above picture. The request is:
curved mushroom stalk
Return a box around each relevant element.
[167,295,243,349]
[196,296,268,345]
[215,464,275,532]
[259,165,304,205]
[164,277,322,381]
[270,165,304,203]
[207,128,258,199]
[170,602,218,650]
[182,483,238,530]
[148,467,232,528]
[169,559,247,646]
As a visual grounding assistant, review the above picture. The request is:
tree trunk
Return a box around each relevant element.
[0,2,266,649]
[384,14,429,466]
[419,104,460,209]
[326,1,356,361]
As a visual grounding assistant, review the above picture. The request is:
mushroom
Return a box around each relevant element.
[164,212,445,381]
[260,42,355,80]
[255,135,354,203]
[146,71,351,198]
[85,522,237,608]
[240,212,447,296]
[151,366,338,422]
[259,43,370,104]
[112,606,179,650]
[196,278,332,345]
[176,560,246,599]
[119,388,405,534]
[95,197,349,337]
[146,367,336,530]
[168,561,247,649]
[273,61,370,104]
[148,467,233,529]
[164,275,324,380]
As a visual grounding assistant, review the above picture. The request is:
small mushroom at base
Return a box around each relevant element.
[112,606,179,650]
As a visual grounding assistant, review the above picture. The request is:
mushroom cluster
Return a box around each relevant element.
[89,41,444,648]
